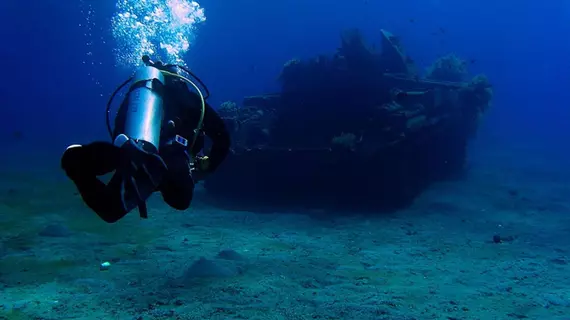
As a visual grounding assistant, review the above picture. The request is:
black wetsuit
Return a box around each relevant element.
[61,75,230,223]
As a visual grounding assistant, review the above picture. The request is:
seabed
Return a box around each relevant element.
[1,147,569,320]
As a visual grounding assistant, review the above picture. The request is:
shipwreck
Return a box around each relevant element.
[203,29,493,212]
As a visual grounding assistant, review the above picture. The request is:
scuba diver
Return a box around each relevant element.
[61,56,230,223]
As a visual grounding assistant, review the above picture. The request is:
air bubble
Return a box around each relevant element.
[79,0,105,97]
[111,0,206,67]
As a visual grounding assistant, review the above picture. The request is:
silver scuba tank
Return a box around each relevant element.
[120,65,166,151]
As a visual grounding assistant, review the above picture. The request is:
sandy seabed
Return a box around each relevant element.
[1,152,570,320]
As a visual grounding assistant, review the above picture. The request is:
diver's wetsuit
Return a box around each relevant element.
[61,75,230,223]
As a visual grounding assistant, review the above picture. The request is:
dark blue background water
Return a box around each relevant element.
[1,3,570,318]
[0,0,568,167]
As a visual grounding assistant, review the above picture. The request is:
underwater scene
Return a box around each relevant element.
[1,0,569,319]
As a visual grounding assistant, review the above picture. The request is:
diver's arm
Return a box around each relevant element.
[170,81,230,172]
[201,102,231,172]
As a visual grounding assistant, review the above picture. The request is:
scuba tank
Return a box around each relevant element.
[117,58,166,152]
[106,55,210,147]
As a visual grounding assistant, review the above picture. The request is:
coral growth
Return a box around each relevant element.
[469,74,493,112]
[425,53,468,82]
[331,132,358,150]
[218,100,238,114]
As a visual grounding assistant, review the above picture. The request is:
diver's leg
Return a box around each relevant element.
[159,146,195,210]
[71,174,129,223]
[61,142,120,176]
[61,143,130,223]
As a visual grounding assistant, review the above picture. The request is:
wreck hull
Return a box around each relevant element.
[204,129,467,211]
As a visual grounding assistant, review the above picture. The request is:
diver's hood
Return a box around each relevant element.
[142,55,179,74]
[156,62,180,74]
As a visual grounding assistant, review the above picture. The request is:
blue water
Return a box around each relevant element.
[1,1,570,319]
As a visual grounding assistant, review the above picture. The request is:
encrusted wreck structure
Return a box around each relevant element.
[204,29,493,211]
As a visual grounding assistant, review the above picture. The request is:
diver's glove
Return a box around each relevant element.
[114,134,167,218]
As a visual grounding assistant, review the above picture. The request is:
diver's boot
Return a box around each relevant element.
[61,142,121,180]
